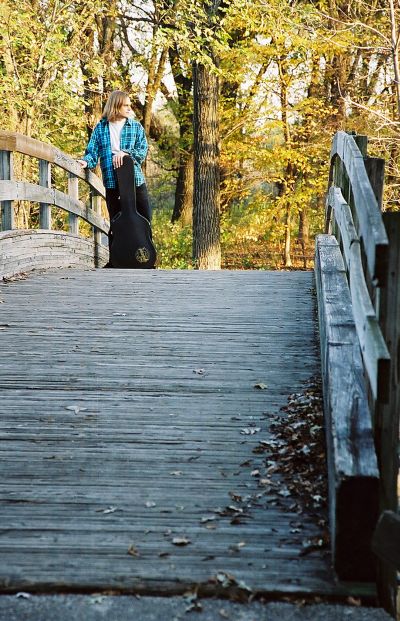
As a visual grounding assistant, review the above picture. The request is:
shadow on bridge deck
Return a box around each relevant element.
[0,269,362,599]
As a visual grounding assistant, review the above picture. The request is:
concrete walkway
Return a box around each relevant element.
[0,594,393,621]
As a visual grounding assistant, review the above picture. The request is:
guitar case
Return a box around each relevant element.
[109,156,156,269]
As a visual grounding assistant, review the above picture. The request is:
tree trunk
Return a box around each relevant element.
[298,208,310,269]
[389,0,400,120]
[284,204,292,268]
[278,57,293,268]
[192,61,221,269]
[172,153,194,226]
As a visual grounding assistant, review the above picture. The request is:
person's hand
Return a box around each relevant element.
[77,159,88,168]
[113,151,126,168]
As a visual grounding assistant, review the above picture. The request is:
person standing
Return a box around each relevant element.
[77,90,151,263]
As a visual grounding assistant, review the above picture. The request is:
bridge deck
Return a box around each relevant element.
[0,269,351,597]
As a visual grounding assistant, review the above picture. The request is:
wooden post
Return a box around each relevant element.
[91,192,103,267]
[372,511,400,570]
[39,159,52,229]
[0,150,14,230]
[68,174,79,235]
[365,158,385,210]
[353,134,368,157]
[374,212,400,618]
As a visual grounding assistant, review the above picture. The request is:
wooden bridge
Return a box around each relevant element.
[0,131,398,617]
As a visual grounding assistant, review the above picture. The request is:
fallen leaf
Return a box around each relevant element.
[16,592,31,599]
[229,542,246,552]
[193,368,205,375]
[89,595,106,604]
[96,506,118,514]
[240,427,261,435]
[184,591,203,613]
[214,572,252,592]
[169,471,182,476]
[127,544,140,557]
[347,597,362,607]
[145,501,156,508]
[65,405,87,414]
[254,383,267,390]
[172,537,191,546]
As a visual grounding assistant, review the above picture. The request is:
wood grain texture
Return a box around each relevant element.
[315,235,379,582]
[326,187,390,401]
[0,268,361,598]
[0,230,108,278]
[0,181,108,234]
[330,131,388,285]
[0,131,105,197]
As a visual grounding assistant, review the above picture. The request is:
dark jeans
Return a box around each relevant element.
[105,183,152,222]
[105,183,152,252]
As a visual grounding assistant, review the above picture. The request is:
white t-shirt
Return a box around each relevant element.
[109,120,126,154]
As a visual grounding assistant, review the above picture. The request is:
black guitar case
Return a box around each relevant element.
[109,157,156,269]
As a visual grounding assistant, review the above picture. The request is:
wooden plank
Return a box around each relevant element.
[68,174,79,235]
[330,131,388,285]
[0,180,108,234]
[365,157,385,210]
[0,150,14,230]
[0,131,105,198]
[373,213,400,615]
[315,234,379,581]
[372,511,400,569]
[0,230,108,278]
[90,192,105,267]
[0,269,354,598]
[39,159,52,230]
[326,187,390,401]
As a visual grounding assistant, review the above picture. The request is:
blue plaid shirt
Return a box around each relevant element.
[82,118,148,188]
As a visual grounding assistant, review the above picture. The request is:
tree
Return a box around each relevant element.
[192,0,233,269]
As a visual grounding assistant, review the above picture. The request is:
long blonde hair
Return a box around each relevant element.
[102,91,129,122]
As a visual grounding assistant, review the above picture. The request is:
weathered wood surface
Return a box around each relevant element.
[0,180,109,234]
[372,511,400,569]
[0,269,360,598]
[374,213,400,616]
[330,131,388,286]
[0,131,105,197]
[0,230,108,278]
[315,235,379,581]
[326,187,390,401]
[0,150,14,230]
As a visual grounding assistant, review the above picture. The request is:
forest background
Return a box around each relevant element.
[0,0,399,270]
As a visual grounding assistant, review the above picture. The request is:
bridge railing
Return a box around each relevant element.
[0,131,109,277]
[315,131,399,614]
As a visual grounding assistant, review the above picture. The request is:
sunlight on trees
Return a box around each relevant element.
[0,0,398,267]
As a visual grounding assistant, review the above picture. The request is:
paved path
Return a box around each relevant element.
[0,269,363,598]
[0,595,393,621]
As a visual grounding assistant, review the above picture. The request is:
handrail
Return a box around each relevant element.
[325,133,389,402]
[327,131,388,286]
[0,131,105,197]
[0,131,109,273]
[326,186,389,401]
[0,130,108,236]
[318,131,400,614]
